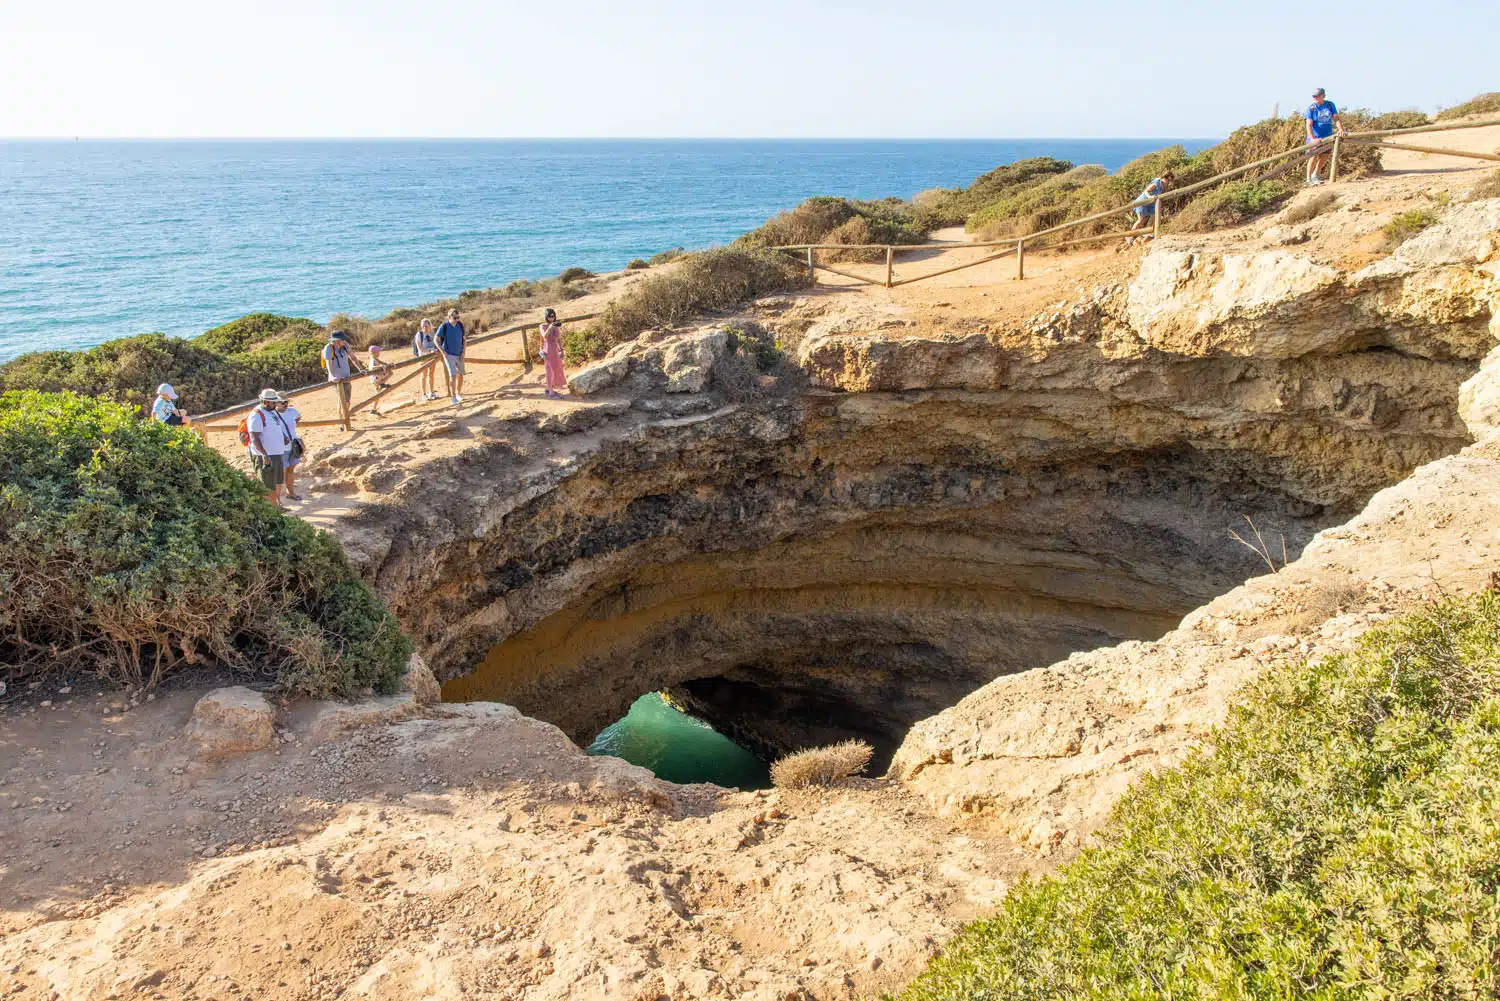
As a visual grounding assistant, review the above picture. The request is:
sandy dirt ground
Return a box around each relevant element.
[0,686,1029,1000]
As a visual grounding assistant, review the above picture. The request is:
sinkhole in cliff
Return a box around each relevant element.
[437,442,1341,777]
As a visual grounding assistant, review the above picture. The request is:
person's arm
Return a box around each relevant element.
[1332,110,1344,136]
[249,414,267,455]
[1306,109,1317,142]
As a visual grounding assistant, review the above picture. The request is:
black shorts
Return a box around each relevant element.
[256,453,286,490]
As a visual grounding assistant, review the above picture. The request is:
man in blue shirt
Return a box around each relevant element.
[434,308,467,405]
[1305,88,1343,186]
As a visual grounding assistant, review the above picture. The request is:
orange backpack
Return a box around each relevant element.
[237,415,251,446]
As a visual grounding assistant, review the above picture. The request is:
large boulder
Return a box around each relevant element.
[567,356,629,396]
[402,652,441,706]
[183,687,276,760]
[662,328,728,393]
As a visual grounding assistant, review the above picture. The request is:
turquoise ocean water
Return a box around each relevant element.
[0,139,1213,362]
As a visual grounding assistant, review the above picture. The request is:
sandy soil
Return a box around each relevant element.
[1379,120,1500,174]
[0,686,1029,1000]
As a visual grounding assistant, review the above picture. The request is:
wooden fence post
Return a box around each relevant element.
[1153,196,1162,240]
[806,247,815,284]
[1015,239,1025,280]
[1329,135,1341,184]
[885,246,894,288]
[338,383,351,432]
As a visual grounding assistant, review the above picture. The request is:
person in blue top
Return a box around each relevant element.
[1124,170,1174,247]
[434,308,467,405]
[1305,87,1344,186]
[151,383,185,425]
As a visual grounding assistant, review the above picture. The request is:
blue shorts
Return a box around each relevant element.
[1307,135,1332,146]
[1134,202,1155,218]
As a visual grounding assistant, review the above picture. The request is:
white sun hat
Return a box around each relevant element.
[157,383,178,400]
[258,388,285,403]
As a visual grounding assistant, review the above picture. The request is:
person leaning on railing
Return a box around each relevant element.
[1122,170,1174,248]
[1306,87,1344,186]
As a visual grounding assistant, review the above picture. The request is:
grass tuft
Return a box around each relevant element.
[1383,208,1440,248]
[892,590,1500,1001]
[770,740,874,789]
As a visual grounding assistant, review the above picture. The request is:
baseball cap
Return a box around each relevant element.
[1313,87,1326,98]
[156,383,178,400]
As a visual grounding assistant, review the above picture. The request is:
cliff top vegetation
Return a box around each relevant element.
[0,391,411,695]
[894,590,1500,1000]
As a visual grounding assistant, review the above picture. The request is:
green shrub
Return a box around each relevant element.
[1384,207,1439,247]
[648,247,687,266]
[561,326,613,361]
[1437,91,1500,121]
[559,267,594,283]
[1169,179,1291,233]
[0,318,328,417]
[1366,109,1431,131]
[742,196,928,250]
[894,591,1500,1001]
[0,391,411,695]
[583,247,810,357]
[626,258,649,270]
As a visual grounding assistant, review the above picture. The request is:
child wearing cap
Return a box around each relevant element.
[151,384,186,425]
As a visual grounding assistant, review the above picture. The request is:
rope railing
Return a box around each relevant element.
[771,115,1500,287]
[189,311,600,433]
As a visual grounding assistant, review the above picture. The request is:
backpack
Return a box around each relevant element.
[237,415,251,446]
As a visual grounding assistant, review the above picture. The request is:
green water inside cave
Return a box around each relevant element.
[586,693,771,789]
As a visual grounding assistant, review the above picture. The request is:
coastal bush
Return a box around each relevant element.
[1469,170,1500,201]
[1169,179,1291,233]
[0,391,412,695]
[912,157,1075,230]
[1384,207,1439,247]
[572,247,810,360]
[626,258,649,270]
[1438,91,1500,121]
[0,317,328,416]
[770,740,874,789]
[648,247,686,266]
[742,196,928,251]
[1366,109,1430,131]
[894,591,1500,1001]
[559,267,594,283]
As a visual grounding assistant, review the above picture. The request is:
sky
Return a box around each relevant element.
[1,0,1493,139]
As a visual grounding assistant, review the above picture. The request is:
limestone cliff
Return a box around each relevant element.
[332,196,1499,765]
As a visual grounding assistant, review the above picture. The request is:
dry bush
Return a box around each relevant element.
[1437,91,1500,121]
[1281,189,1339,224]
[573,247,809,360]
[770,740,874,789]
[822,216,884,263]
[1468,170,1500,201]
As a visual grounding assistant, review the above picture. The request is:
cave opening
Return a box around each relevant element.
[586,693,771,789]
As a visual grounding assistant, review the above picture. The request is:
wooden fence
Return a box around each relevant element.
[189,312,600,437]
[771,116,1500,288]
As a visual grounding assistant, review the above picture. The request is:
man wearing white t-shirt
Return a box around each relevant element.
[247,388,292,506]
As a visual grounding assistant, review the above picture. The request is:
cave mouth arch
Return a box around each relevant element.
[441,467,1330,772]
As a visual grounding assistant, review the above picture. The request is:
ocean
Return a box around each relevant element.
[0,138,1214,363]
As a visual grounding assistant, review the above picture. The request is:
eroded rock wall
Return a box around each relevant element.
[340,200,1497,761]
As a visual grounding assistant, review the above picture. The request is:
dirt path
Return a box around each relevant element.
[1380,120,1500,174]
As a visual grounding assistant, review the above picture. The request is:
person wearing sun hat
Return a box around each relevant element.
[322,329,359,408]
[247,388,293,505]
[151,383,185,425]
[1305,87,1343,186]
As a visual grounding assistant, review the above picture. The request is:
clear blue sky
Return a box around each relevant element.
[2,0,1492,138]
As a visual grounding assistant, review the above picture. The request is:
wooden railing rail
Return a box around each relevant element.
[188,311,600,431]
[771,115,1500,288]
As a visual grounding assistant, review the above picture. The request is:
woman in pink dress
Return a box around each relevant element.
[540,308,567,399]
